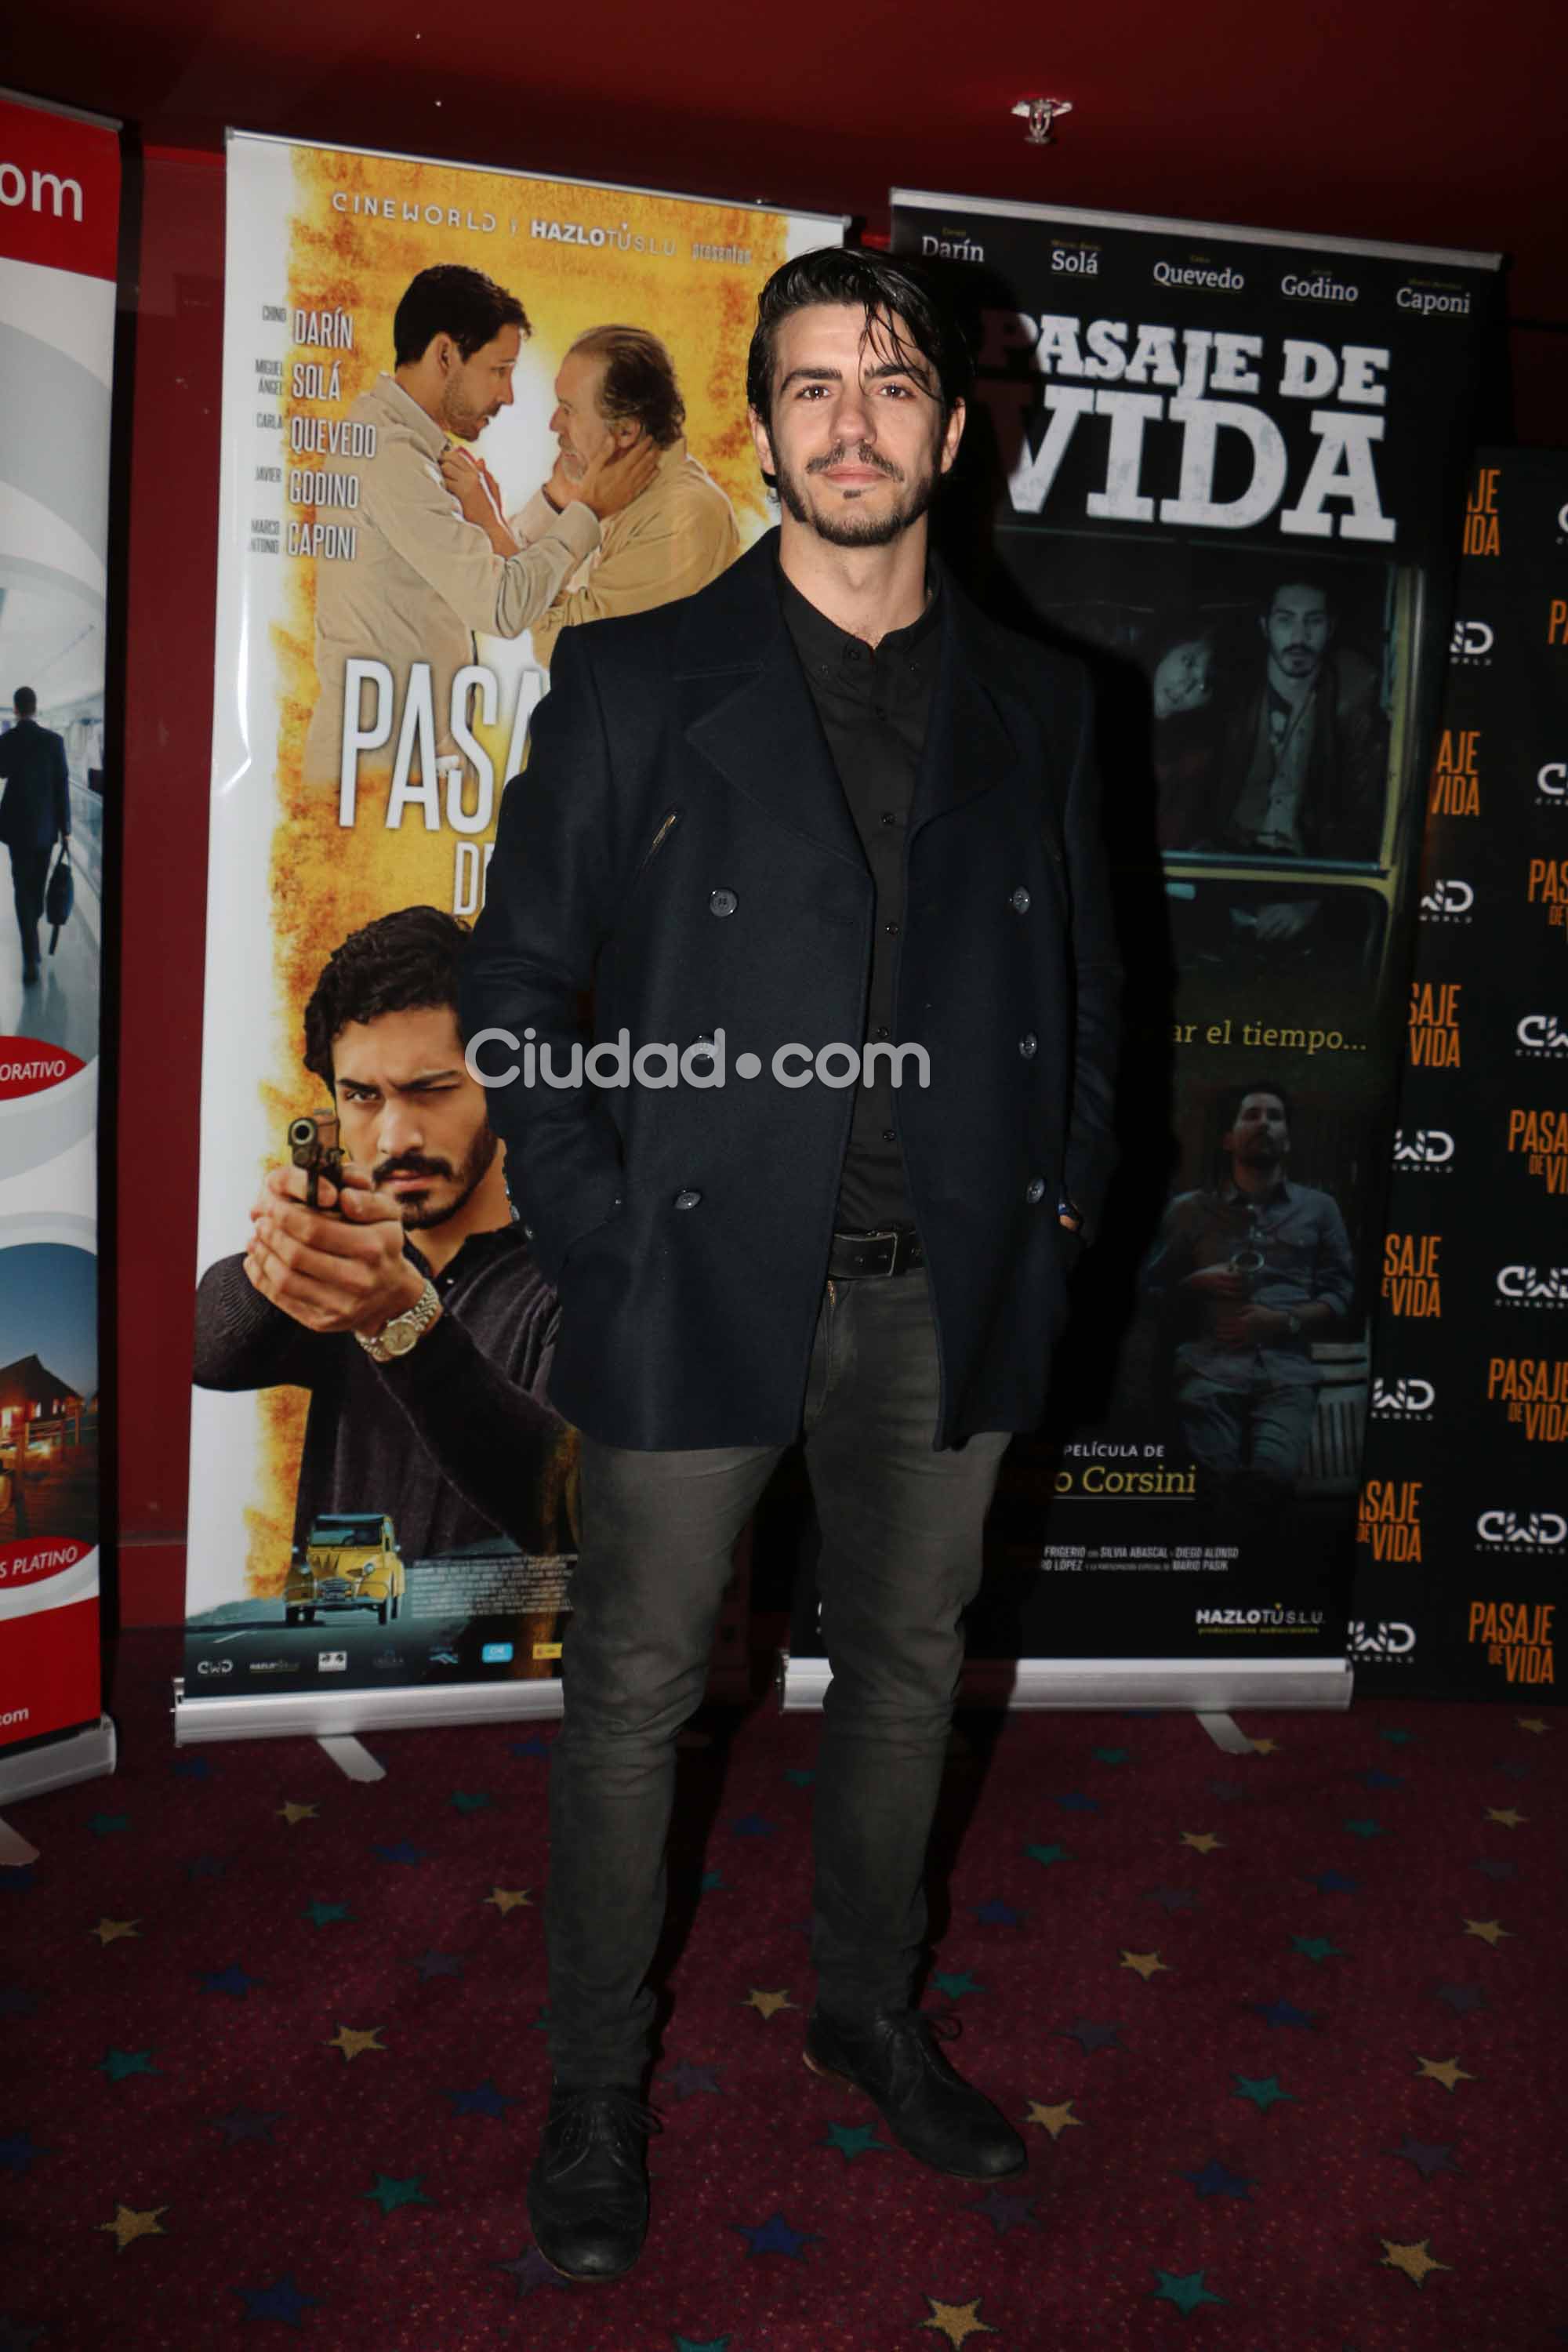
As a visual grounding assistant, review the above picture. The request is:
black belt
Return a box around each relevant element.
[827,1225,924,1279]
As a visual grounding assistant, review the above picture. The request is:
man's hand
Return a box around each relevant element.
[440,445,521,558]
[243,1163,426,1338]
[569,431,659,521]
[1254,898,1318,945]
[1211,1301,1290,1348]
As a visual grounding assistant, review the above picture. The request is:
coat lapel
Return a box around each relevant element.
[907,584,1025,843]
[679,536,866,870]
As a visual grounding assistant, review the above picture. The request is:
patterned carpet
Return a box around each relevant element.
[0,1631,1561,2351]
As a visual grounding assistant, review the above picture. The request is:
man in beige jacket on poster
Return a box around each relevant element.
[442,323,740,667]
[302,267,655,788]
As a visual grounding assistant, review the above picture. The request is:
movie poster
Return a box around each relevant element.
[1353,452,1568,1701]
[183,131,840,1720]
[887,191,1497,1686]
[0,90,118,1759]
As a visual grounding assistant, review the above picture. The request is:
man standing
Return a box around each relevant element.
[443,324,739,666]
[0,688,70,987]
[463,249,1120,2280]
[302,267,655,786]
[1140,1083,1354,1536]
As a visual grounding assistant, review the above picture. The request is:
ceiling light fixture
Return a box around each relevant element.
[1011,96,1073,146]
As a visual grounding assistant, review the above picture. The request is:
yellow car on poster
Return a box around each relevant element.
[285,1513,405,1627]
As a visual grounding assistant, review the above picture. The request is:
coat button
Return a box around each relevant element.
[1025,1176,1046,1204]
[709,887,737,917]
[673,1189,702,1210]
[1010,887,1032,913]
[1018,1033,1038,1059]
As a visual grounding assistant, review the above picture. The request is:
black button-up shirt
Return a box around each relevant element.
[777,561,942,1231]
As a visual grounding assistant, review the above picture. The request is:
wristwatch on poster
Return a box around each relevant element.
[355,1279,442,1363]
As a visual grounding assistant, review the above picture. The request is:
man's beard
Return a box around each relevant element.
[375,1122,498,1230]
[438,387,495,444]
[773,437,938,550]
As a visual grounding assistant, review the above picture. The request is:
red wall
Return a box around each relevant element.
[112,149,224,1623]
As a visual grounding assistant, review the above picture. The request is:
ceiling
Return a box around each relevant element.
[8,0,1564,422]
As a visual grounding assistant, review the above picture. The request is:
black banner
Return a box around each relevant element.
[880,192,1498,1682]
[1353,452,1567,1701]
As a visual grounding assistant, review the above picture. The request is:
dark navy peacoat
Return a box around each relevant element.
[460,532,1121,1450]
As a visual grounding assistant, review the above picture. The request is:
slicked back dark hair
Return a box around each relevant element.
[303,906,471,1088]
[568,324,685,448]
[393,265,530,368]
[745,247,971,441]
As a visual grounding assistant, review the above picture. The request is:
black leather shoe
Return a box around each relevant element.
[804,2007,1025,2179]
[527,2082,660,2281]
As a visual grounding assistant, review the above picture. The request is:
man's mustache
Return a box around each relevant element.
[807,443,903,481]
[376,1155,452,1184]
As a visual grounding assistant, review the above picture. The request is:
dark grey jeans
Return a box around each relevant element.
[546,1268,1011,2086]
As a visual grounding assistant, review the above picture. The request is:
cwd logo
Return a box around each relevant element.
[1371,1377,1436,1417]
[1538,762,1567,800]
[1497,1265,1568,1307]
[1421,880,1474,920]
[1475,1509,1568,1550]
[196,1658,234,1676]
[1393,1128,1454,1169]
[1348,1620,1417,1657]
[1450,619,1494,662]
[1517,1014,1568,1056]
[318,1650,348,1672]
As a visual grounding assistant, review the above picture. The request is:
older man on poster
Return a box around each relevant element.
[302,267,655,787]
[442,323,740,666]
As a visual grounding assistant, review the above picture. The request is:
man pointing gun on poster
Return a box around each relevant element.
[302,265,656,789]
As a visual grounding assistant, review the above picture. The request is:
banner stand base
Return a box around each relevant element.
[0,1715,118,1816]
[777,1656,1353,1713]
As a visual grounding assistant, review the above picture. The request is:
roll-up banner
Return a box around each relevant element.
[799,191,1496,1711]
[180,130,842,1741]
[1352,452,1568,1704]
[0,90,118,1790]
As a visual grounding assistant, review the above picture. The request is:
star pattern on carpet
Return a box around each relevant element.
[410,1951,463,1980]
[1025,2099,1082,2139]
[1026,1842,1070,1867]
[484,1886,531,1915]
[1145,1885,1199,1911]
[1180,1831,1223,1853]
[495,2245,568,2298]
[784,1767,815,1786]
[98,2049,157,2082]
[448,1791,490,1813]
[1249,1738,1282,1755]
[1484,1807,1526,1828]
[1185,2158,1253,2198]
[234,2276,320,2325]
[1515,1716,1550,1734]
[276,1802,317,1827]
[0,2133,47,2176]
[325,2025,385,2062]
[1093,1746,1130,1764]
[199,1965,257,1998]
[445,2080,510,2119]
[742,1988,793,2020]
[89,1918,140,1946]
[1055,1791,1099,1813]
[974,1899,1022,1926]
[1059,2018,1120,2053]
[375,1842,426,1866]
[1151,2268,1225,2314]
[1291,1936,1344,1963]
[1473,1856,1516,1880]
[1253,1998,1316,2029]
[88,1813,129,1838]
[820,2120,887,2160]
[730,1813,775,1837]
[1415,2055,1475,2091]
[968,2187,1036,2235]
[1392,2135,1456,2180]
[97,2203,167,2252]
[1120,1951,1171,1980]
[1380,2237,1450,2288]
[1359,1768,1402,1791]
[662,2060,722,2099]
[1434,1983,1485,2014]
[1343,1819,1384,1838]
[734,2211,817,2257]
[304,1900,350,1929]
[920,2294,996,2347]
[212,2109,278,2145]
[672,2336,729,2352]
[1233,2075,1294,2111]
[363,2172,430,2214]
[1462,1918,1512,1946]
[932,1970,982,1999]
[1310,1870,1357,1893]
